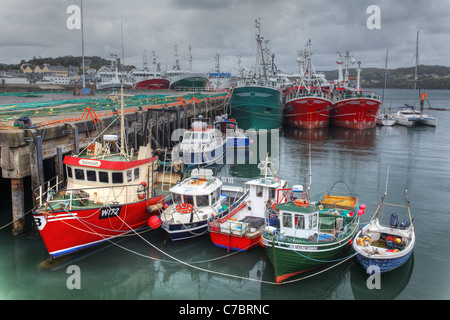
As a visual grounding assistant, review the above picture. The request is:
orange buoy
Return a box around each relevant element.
[294,198,309,207]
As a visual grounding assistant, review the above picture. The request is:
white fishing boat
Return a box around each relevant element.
[96,55,132,91]
[157,168,249,242]
[172,118,226,166]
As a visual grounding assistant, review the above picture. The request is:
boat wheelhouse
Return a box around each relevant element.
[173,118,226,166]
[262,182,361,283]
[209,170,287,252]
[159,168,249,242]
[33,141,165,259]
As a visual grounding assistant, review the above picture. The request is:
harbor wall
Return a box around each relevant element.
[0,93,229,235]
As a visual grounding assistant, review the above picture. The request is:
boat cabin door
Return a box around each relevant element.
[248,183,277,217]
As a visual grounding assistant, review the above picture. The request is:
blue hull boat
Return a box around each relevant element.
[353,190,415,273]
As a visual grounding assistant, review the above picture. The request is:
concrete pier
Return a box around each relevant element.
[0,91,229,235]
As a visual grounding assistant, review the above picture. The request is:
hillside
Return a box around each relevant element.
[320,65,450,90]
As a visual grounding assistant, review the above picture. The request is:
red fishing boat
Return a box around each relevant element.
[330,52,381,129]
[32,85,166,260]
[284,40,332,129]
[208,158,287,252]
[330,89,381,129]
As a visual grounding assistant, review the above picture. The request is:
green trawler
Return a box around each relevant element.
[230,18,283,131]
[262,182,361,283]
[230,85,283,131]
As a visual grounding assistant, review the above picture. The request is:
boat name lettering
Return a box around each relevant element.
[79,159,101,167]
[99,206,121,219]
[289,244,317,251]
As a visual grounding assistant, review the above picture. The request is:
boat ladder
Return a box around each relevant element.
[161,149,173,191]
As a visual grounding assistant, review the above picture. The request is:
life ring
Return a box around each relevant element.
[137,181,147,199]
[294,198,309,207]
[176,203,194,214]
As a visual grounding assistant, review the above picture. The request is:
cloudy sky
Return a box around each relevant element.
[1,0,449,75]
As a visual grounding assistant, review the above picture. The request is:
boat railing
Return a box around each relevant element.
[286,89,332,102]
[334,90,380,101]
[34,178,155,212]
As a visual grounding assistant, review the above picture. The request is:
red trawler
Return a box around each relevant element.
[284,40,332,130]
[32,86,166,260]
[330,52,381,129]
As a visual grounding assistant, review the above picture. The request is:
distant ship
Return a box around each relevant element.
[130,51,169,90]
[163,45,208,90]
[229,19,283,131]
[95,54,132,91]
[330,52,381,130]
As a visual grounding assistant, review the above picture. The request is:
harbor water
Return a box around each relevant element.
[0,89,449,301]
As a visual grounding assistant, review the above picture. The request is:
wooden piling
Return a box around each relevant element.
[11,178,25,236]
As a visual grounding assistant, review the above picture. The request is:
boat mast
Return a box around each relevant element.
[382,49,388,110]
[120,78,129,160]
[255,18,267,81]
[414,30,419,108]
[80,0,85,89]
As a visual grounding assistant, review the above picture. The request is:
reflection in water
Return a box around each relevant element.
[350,253,414,300]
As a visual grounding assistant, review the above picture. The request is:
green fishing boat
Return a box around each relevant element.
[229,85,283,131]
[230,18,283,131]
[262,182,362,283]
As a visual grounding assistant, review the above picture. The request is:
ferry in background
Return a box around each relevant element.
[163,45,208,91]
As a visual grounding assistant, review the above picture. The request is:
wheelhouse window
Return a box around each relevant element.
[310,213,318,229]
[172,193,183,204]
[74,168,85,180]
[282,212,292,228]
[269,187,276,199]
[126,170,132,183]
[196,194,210,207]
[295,214,305,229]
[98,171,109,183]
[134,168,139,180]
[67,166,73,178]
[86,170,97,182]
[112,172,123,184]
[184,195,194,206]
[183,132,191,141]
[256,186,263,197]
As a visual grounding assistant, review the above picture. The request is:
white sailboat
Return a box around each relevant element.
[393,31,437,127]
[376,50,396,126]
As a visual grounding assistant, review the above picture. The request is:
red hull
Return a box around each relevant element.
[135,78,170,89]
[284,96,331,129]
[209,231,261,252]
[33,195,164,259]
[330,98,381,129]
